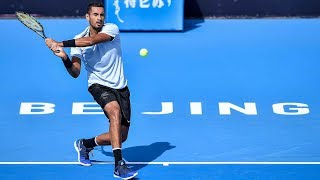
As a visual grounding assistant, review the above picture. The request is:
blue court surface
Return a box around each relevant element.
[1,18,320,179]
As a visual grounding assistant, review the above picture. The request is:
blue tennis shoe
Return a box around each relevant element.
[113,160,138,179]
[74,139,93,166]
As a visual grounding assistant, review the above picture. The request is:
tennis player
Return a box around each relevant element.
[45,2,137,179]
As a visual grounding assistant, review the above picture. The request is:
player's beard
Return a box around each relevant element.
[90,22,103,32]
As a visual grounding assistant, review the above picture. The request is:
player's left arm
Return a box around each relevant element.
[69,33,114,47]
[46,33,113,48]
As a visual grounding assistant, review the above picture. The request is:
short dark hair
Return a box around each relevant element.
[87,2,104,13]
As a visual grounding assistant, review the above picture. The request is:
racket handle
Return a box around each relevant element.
[50,44,60,53]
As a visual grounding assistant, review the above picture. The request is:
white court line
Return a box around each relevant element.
[1,162,320,165]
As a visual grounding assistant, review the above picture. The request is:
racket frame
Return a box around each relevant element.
[15,11,47,39]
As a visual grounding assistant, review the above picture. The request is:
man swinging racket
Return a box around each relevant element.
[45,2,138,179]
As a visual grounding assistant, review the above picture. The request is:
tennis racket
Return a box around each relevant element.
[16,11,61,53]
[15,11,47,39]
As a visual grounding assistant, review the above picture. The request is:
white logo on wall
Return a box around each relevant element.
[113,0,172,23]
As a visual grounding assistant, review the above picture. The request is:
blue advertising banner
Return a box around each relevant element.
[106,0,184,31]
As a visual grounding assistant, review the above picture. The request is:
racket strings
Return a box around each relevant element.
[16,11,46,38]
[16,12,43,31]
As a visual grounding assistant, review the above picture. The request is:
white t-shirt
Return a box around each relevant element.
[70,23,127,89]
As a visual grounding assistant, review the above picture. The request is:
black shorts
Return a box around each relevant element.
[88,83,131,127]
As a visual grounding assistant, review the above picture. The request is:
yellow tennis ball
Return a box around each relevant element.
[140,48,148,57]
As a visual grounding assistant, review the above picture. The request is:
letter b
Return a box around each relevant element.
[20,102,55,114]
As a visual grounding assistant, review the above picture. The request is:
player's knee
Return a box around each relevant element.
[105,105,121,121]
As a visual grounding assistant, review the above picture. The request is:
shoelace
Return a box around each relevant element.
[79,142,94,159]
[119,164,132,174]
[83,149,94,159]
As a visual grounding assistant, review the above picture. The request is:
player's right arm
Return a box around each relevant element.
[52,46,81,78]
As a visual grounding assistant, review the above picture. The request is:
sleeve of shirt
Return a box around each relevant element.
[99,24,119,38]
[70,47,83,61]
[70,34,83,60]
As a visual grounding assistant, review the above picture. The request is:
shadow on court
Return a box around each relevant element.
[183,19,204,32]
[97,142,176,171]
